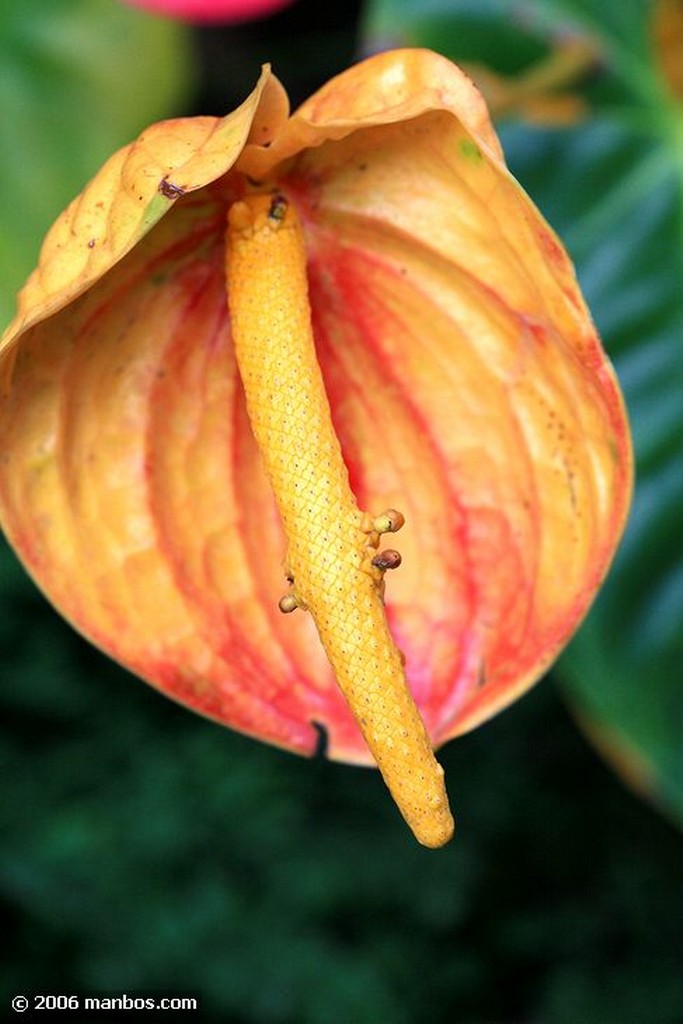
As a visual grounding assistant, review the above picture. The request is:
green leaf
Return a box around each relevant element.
[0,0,193,329]
[363,0,683,821]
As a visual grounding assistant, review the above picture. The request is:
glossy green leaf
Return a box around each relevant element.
[0,0,193,329]
[363,0,683,820]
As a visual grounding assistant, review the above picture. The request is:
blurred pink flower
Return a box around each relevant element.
[122,0,294,24]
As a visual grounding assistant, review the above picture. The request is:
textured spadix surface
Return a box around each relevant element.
[0,50,632,764]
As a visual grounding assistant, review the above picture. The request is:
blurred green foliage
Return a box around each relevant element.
[2,0,683,1021]
[0,0,192,327]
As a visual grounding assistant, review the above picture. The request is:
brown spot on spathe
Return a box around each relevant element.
[158,178,186,200]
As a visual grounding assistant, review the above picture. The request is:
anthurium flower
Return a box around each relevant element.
[0,50,632,846]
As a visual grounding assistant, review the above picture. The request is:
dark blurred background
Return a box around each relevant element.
[2,1,682,1021]
[4,552,682,1023]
